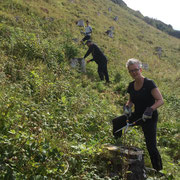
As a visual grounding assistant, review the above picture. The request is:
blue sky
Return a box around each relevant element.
[123,0,180,30]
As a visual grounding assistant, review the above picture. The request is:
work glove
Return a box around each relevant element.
[142,107,153,122]
[123,105,131,116]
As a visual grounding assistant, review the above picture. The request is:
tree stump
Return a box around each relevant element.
[108,7,112,12]
[76,20,84,27]
[114,16,118,21]
[104,144,146,180]
[70,58,86,72]
[105,30,114,38]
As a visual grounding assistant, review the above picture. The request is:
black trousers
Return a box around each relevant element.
[112,113,162,171]
[97,63,109,83]
[82,35,91,41]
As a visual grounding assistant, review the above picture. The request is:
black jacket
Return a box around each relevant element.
[84,44,107,65]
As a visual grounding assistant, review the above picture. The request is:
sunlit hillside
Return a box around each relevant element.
[0,0,180,179]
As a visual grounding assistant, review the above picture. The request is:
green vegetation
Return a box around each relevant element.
[0,0,180,179]
[143,16,180,39]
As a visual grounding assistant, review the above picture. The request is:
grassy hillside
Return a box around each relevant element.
[111,0,180,39]
[0,0,180,179]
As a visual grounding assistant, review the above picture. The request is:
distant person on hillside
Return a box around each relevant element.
[84,40,110,83]
[112,58,164,171]
[81,20,92,43]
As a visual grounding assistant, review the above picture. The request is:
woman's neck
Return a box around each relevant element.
[134,76,144,91]
[135,76,144,83]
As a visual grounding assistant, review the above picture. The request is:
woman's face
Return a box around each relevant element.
[128,64,142,79]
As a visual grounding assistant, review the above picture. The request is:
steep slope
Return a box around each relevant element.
[110,0,180,39]
[0,0,179,179]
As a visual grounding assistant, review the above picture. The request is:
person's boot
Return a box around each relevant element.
[151,154,163,172]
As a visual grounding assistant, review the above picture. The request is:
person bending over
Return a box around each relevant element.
[84,40,109,83]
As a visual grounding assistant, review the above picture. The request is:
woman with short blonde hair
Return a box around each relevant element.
[112,58,164,171]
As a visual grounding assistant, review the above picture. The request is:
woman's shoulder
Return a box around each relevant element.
[128,81,135,88]
[144,78,157,88]
[144,77,155,83]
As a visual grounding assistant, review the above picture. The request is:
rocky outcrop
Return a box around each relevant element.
[110,0,127,7]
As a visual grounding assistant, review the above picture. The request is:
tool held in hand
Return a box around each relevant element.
[114,117,142,134]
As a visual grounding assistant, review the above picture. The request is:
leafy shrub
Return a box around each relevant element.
[0,133,66,179]
[0,24,65,67]
[114,82,127,95]
[63,43,79,60]
[96,82,106,92]
[114,72,122,83]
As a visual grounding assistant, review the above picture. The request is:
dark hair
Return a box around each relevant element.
[86,20,89,23]
[86,40,92,44]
